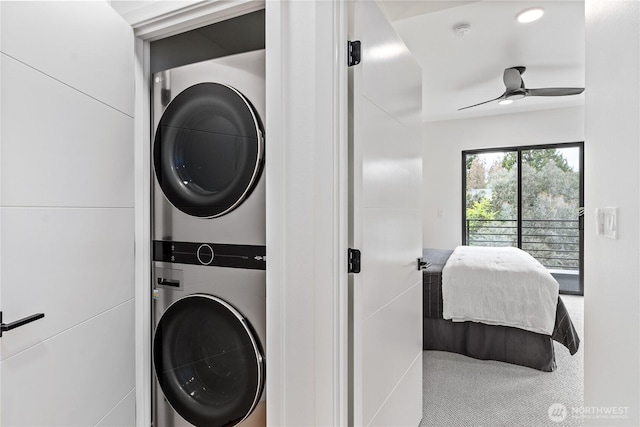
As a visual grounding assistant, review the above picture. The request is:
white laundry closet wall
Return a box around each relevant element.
[0,2,136,425]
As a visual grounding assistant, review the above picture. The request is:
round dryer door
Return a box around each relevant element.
[154,294,264,427]
[154,82,264,218]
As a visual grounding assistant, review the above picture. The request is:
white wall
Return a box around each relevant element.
[584,0,639,425]
[422,106,585,248]
[0,2,135,425]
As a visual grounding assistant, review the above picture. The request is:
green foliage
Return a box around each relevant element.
[487,164,517,219]
[465,153,477,171]
[521,162,579,220]
[466,198,497,233]
[466,197,496,220]
[486,148,578,221]
[501,149,572,173]
[464,147,581,269]
[466,156,487,189]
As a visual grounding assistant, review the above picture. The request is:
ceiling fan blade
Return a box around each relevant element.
[458,94,504,111]
[526,87,585,96]
[503,67,524,91]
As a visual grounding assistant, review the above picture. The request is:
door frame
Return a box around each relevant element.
[132,1,349,426]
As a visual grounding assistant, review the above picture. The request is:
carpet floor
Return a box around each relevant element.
[420,295,584,427]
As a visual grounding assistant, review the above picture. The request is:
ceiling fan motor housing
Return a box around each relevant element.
[506,90,526,100]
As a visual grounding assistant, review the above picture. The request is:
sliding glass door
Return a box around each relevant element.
[463,143,584,295]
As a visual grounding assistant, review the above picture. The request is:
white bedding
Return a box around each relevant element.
[442,246,559,335]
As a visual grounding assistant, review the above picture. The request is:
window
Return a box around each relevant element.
[462,143,584,295]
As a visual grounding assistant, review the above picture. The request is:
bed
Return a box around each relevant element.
[422,247,580,372]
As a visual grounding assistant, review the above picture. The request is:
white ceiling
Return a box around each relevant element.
[386,0,585,122]
[109,1,205,26]
[111,0,585,124]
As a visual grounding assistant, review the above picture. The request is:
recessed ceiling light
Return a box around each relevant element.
[498,99,514,106]
[517,7,545,23]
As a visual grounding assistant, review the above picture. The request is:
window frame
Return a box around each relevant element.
[461,141,584,296]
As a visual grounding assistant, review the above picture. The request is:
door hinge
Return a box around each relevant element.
[348,40,361,67]
[348,248,361,273]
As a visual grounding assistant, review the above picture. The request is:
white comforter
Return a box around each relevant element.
[442,246,559,335]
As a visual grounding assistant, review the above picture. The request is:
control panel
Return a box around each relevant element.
[153,240,266,270]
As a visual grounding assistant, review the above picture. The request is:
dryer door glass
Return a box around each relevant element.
[154,83,264,218]
[154,295,264,427]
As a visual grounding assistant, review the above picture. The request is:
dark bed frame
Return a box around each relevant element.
[422,248,580,372]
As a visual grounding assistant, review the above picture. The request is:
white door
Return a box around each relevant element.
[349,1,423,426]
[0,2,135,425]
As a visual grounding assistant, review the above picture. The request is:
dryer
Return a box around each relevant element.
[152,49,265,246]
[151,50,266,427]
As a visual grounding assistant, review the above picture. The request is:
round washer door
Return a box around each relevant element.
[154,294,264,427]
[154,82,264,218]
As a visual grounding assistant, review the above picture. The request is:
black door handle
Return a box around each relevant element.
[417,257,430,271]
[0,311,45,337]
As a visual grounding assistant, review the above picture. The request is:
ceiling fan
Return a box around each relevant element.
[458,66,585,110]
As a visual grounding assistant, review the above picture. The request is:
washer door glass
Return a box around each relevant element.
[154,82,264,218]
[154,295,264,427]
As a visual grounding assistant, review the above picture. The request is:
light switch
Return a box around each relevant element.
[595,207,618,239]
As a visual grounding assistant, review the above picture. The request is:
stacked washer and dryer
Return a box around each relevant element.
[151,49,266,427]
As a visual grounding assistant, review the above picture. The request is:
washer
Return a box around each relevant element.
[151,50,266,427]
[153,264,265,427]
